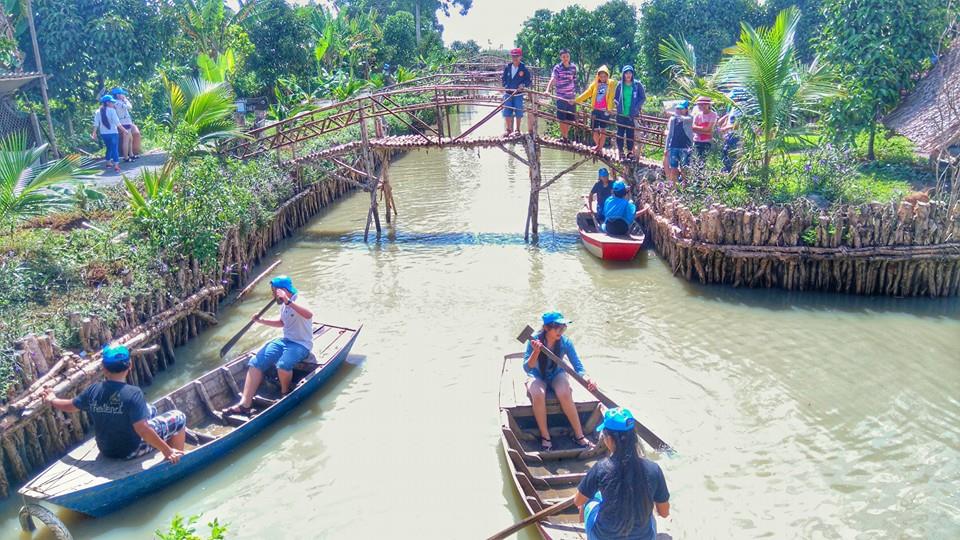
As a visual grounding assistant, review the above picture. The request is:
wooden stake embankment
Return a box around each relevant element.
[633,178,960,297]
[0,172,355,496]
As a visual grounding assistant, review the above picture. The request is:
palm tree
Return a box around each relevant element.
[0,133,97,234]
[175,0,260,59]
[161,74,242,164]
[659,35,727,103]
[717,7,839,179]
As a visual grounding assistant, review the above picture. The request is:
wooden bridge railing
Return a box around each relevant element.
[224,81,668,160]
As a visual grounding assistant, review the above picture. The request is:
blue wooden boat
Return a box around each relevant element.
[19,322,360,518]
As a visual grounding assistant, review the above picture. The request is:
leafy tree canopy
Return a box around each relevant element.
[637,0,762,92]
[516,1,638,86]
[23,0,175,106]
[817,0,945,157]
[243,0,313,96]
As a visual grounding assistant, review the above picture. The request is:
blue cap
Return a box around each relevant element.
[598,168,609,178]
[597,407,636,432]
[621,65,634,74]
[542,311,570,326]
[110,87,127,96]
[99,95,115,104]
[676,100,690,110]
[270,275,298,295]
[102,344,131,373]
[612,180,627,195]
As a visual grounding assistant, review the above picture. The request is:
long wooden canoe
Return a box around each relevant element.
[499,352,604,539]
[576,211,644,262]
[20,322,361,517]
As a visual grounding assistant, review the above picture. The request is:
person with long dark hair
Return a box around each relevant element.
[91,94,128,172]
[575,408,670,540]
[524,311,596,451]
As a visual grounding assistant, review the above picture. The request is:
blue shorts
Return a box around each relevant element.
[503,94,524,118]
[250,338,310,372]
[668,147,692,168]
[556,99,575,122]
[591,110,611,131]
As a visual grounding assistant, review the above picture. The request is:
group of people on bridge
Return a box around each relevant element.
[502,48,647,160]
[501,48,746,181]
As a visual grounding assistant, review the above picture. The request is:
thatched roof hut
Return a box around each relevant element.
[884,45,960,159]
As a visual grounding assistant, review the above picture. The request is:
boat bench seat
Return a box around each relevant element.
[293,354,320,371]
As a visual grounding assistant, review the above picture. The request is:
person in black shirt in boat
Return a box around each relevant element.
[575,408,670,540]
[44,344,187,464]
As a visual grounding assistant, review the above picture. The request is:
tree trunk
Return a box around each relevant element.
[867,104,878,161]
[415,2,422,47]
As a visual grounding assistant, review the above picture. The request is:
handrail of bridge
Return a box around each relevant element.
[225,80,668,161]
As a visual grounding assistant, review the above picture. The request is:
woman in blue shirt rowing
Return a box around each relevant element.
[524,311,596,451]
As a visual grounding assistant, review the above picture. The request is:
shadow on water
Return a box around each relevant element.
[17,358,364,539]
[678,277,960,319]
[297,229,581,252]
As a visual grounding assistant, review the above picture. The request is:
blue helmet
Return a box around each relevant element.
[270,275,298,295]
[612,180,628,195]
[597,407,636,433]
[542,311,571,326]
[102,344,131,373]
[99,95,115,104]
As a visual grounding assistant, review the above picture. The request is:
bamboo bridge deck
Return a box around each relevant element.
[224,61,667,241]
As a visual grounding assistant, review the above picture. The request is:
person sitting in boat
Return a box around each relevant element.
[225,276,314,416]
[601,180,640,236]
[575,407,670,540]
[589,167,613,224]
[524,311,596,451]
[43,344,186,464]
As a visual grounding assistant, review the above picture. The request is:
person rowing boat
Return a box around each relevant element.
[224,276,314,416]
[524,311,597,451]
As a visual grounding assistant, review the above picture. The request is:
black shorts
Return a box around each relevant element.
[591,110,610,131]
[556,99,575,122]
[605,219,629,235]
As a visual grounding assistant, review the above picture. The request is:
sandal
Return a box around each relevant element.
[574,435,595,449]
[222,404,253,416]
[540,437,553,451]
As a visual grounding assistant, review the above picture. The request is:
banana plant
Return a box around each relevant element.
[197,49,236,84]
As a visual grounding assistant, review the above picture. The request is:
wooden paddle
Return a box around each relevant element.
[234,259,282,303]
[516,325,676,456]
[486,495,575,540]
[219,298,277,359]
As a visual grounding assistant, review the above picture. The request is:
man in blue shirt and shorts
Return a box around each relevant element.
[501,48,532,136]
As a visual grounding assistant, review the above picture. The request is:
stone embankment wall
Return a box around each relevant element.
[634,180,960,296]
[0,172,353,496]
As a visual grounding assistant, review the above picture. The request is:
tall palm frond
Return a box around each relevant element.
[659,35,725,102]
[717,7,839,178]
[161,75,243,159]
[0,133,97,234]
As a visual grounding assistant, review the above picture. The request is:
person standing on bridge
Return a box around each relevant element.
[576,66,617,154]
[545,49,578,143]
[613,66,646,161]
[501,48,532,136]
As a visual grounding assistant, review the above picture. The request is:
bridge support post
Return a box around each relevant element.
[360,109,382,242]
[522,133,543,243]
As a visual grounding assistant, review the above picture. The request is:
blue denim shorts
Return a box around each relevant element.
[502,94,524,118]
[251,338,310,372]
[668,147,692,168]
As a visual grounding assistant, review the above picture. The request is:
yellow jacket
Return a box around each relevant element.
[575,65,617,111]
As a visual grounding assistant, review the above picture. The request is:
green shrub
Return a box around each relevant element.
[156,514,227,540]
[854,130,920,165]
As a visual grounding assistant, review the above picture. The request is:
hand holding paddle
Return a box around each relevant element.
[218,261,283,359]
[486,496,575,540]
[516,325,676,456]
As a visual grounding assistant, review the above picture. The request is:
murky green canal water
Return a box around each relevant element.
[3,107,959,539]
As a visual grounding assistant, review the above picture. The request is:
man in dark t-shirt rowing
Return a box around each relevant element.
[44,344,187,464]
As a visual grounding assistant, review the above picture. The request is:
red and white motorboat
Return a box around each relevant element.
[576,210,645,261]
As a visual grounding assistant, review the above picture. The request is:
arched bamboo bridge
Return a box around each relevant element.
[224,67,668,242]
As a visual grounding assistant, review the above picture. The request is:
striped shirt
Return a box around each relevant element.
[552,62,577,99]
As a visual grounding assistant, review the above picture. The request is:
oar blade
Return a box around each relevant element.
[516,325,535,344]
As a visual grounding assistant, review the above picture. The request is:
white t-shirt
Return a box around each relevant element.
[281,295,314,351]
[114,99,133,125]
[92,107,121,135]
